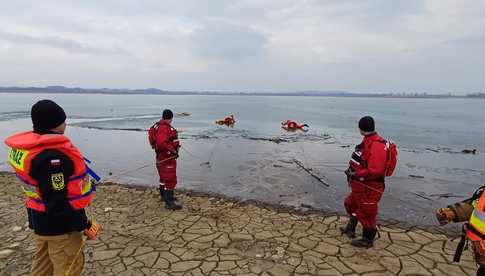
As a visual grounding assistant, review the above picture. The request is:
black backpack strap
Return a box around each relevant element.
[453,224,468,263]
[471,186,485,201]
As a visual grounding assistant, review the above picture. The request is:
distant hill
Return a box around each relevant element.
[0,86,479,98]
[0,86,354,96]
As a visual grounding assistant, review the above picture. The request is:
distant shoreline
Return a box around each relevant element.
[0,86,484,99]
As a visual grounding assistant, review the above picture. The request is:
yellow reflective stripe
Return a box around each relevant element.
[21,185,40,199]
[8,148,29,171]
[470,210,485,233]
[72,174,96,196]
[80,176,93,194]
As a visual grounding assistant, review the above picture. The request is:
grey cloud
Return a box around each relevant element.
[191,21,268,62]
[316,0,425,32]
[444,35,485,47]
[358,0,423,18]
[0,1,483,93]
[0,31,128,56]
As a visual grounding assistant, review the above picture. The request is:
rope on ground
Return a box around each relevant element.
[180,146,206,160]
[208,138,221,162]
[180,139,220,167]
[296,144,338,193]
[292,158,330,187]
[101,156,176,183]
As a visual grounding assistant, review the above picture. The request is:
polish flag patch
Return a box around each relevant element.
[51,159,61,166]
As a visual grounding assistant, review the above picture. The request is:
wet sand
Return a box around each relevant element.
[0,172,477,275]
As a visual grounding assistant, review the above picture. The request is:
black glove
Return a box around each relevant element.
[170,150,179,159]
[345,168,355,185]
[345,168,355,177]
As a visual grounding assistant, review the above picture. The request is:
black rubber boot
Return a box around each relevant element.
[340,217,358,239]
[159,186,165,202]
[160,185,177,200]
[351,229,377,248]
[163,189,182,210]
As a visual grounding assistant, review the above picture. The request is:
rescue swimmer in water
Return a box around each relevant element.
[215,114,236,127]
[281,120,309,131]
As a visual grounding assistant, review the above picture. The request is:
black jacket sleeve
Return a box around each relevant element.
[28,149,90,235]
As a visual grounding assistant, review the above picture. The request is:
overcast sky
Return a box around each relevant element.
[0,1,484,93]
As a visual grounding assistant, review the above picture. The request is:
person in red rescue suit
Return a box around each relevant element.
[224,114,235,125]
[436,186,485,276]
[4,100,100,276]
[215,114,235,127]
[153,109,182,210]
[340,116,388,248]
[281,120,309,131]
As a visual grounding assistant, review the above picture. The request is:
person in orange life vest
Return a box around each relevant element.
[340,116,388,248]
[282,120,309,131]
[154,109,182,210]
[436,187,485,276]
[4,100,99,276]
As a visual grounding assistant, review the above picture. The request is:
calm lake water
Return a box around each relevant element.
[1,93,484,226]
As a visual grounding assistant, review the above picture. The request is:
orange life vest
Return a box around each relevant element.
[4,131,96,212]
[467,191,485,241]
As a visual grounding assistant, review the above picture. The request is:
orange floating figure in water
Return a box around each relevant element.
[215,114,236,127]
[282,120,309,131]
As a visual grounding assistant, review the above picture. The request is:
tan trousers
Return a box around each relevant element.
[30,232,84,276]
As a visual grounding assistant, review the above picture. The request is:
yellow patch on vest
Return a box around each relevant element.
[8,148,28,171]
[51,173,65,191]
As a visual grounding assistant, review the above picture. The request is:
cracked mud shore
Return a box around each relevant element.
[0,172,478,276]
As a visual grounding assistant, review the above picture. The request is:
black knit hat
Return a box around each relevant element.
[31,100,66,133]
[358,116,375,132]
[162,109,173,120]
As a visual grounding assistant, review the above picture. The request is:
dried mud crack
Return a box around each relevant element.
[0,172,477,275]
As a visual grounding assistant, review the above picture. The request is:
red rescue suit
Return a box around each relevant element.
[216,115,235,126]
[282,120,306,130]
[224,115,235,125]
[155,120,180,190]
[344,133,387,230]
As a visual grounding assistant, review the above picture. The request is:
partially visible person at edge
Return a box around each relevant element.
[436,186,485,276]
[149,109,182,210]
[340,116,388,248]
[4,100,100,276]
